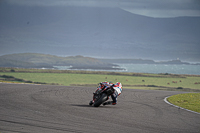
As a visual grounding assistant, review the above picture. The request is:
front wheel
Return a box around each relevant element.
[93,93,107,107]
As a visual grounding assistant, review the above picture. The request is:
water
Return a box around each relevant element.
[54,64,200,75]
[117,64,200,75]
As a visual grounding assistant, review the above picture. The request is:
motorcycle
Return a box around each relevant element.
[89,85,114,107]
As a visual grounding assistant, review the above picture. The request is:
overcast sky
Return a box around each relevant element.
[4,0,200,18]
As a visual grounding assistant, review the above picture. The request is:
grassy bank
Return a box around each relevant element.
[168,93,200,113]
[0,68,200,91]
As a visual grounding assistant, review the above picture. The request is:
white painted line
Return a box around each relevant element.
[164,96,200,115]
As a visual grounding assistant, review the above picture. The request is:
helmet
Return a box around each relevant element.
[114,82,122,88]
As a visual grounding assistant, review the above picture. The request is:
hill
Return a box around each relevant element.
[0,5,200,61]
[0,53,122,70]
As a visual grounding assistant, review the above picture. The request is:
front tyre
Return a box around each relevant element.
[89,101,93,106]
[93,93,107,107]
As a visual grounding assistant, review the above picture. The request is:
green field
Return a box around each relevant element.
[168,93,200,113]
[0,68,200,91]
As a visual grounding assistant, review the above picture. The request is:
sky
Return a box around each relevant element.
[4,0,200,18]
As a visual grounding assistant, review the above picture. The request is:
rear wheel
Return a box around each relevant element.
[93,93,107,107]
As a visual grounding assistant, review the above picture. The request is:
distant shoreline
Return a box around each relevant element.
[99,59,200,66]
[53,64,200,75]
[56,65,126,71]
[1,53,199,72]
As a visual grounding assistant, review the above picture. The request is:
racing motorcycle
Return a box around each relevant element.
[89,85,114,107]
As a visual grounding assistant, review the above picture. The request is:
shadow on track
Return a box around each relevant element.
[70,104,92,107]
[70,104,114,108]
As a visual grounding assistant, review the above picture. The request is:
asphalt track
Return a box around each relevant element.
[0,83,200,133]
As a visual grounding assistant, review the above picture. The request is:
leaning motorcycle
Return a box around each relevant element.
[90,86,114,107]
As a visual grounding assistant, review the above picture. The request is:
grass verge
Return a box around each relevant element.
[0,67,200,92]
[167,93,200,113]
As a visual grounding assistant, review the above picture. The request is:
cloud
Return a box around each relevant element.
[121,8,200,18]
[5,0,200,18]
[119,0,200,18]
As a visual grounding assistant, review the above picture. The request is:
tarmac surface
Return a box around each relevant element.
[0,83,200,133]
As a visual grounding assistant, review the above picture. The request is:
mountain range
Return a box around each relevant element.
[0,4,200,61]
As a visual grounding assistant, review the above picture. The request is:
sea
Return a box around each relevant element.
[54,64,200,75]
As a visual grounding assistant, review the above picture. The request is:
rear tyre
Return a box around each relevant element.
[94,93,107,107]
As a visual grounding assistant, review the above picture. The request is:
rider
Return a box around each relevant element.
[89,81,122,106]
